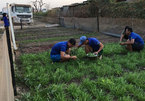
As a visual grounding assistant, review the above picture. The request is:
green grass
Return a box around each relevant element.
[34,12,48,16]
[16,43,145,101]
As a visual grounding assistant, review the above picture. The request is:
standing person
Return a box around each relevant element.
[78,36,104,59]
[50,38,77,62]
[120,27,144,51]
[3,13,9,33]
[120,26,129,42]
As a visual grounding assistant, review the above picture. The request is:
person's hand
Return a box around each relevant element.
[63,54,71,59]
[94,52,98,55]
[120,42,125,45]
[71,56,77,60]
[120,42,124,45]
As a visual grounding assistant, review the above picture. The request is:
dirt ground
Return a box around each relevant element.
[14,18,119,56]
[12,16,145,56]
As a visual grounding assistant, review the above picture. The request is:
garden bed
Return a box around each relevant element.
[15,26,119,54]
[15,25,145,101]
[15,43,145,101]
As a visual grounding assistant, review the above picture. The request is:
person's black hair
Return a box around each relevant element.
[123,26,131,39]
[2,13,6,17]
[125,26,133,32]
[127,27,133,32]
[123,26,129,33]
[123,26,133,35]
[68,38,76,45]
[125,26,130,30]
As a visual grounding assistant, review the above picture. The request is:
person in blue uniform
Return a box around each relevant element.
[50,38,77,62]
[78,36,104,59]
[2,13,9,32]
[120,27,144,51]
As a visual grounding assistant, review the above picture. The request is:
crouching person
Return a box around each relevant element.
[50,38,77,62]
[78,36,104,59]
[120,27,144,52]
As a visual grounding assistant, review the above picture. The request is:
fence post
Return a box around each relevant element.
[20,19,23,30]
[7,3,17,96]
[73,6,75,29]
[97,8,100,32]
[7,3,17,50]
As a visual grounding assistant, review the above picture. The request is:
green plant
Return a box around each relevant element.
[16,43,145,100]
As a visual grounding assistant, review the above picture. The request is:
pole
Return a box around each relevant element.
[97,8,99,32]
[73,7,75,29]
[97,16,99,32]
[20,19,22,30]
[6,3,17,96]
[7,3,17,50]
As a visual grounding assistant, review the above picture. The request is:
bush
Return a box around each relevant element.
[34,11,48,16]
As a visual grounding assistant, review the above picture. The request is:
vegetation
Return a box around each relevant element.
[100,1,145,19]
[47,0,145,19]
[16,43,145,101]
[88,0,145,18]
[34,11,48,17]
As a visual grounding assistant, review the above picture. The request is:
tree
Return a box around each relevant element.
[32,0,39,12]
[45,4,50,11]
[31,0,46,12]
[38,0,46,12]
[89,0,99,17]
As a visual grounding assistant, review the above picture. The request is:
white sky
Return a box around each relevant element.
[0,0,87,11]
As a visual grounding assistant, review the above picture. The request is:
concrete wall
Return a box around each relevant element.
[0,33,14,101]
[60,17,99,32]
[99,17,145,36]
[59,17,145,37]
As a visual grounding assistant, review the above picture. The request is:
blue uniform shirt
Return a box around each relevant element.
[129,32,144,45]
[51,41,68,55]
[3,16,9,27]
[88,38,100,50]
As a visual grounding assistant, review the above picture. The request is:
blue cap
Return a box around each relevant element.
[79,36,87,45]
